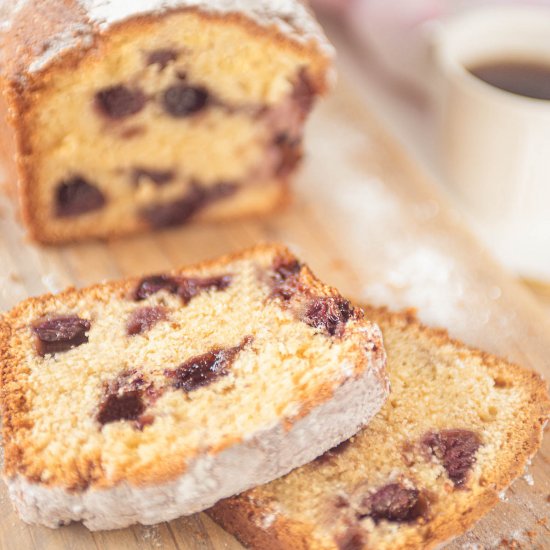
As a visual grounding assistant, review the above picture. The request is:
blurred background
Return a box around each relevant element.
[310,0,550,311]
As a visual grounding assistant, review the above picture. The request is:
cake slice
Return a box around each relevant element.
[209,307,550,550]
[0,1,334,243]
[0,245,388,530]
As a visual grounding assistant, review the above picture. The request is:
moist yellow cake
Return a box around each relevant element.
[0,245,389,530]
[0,1,334,243]
[209,307,550,550]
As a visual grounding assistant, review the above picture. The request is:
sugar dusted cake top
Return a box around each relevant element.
[0,0,334,79]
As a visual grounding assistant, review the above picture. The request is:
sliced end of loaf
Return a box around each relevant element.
[5,7,333,242]
[0,244,388,529]
[208,306,550,550]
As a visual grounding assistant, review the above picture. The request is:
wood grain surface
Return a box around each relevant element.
[0,58,548,550]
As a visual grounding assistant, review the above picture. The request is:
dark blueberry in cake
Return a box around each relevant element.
[422,429,481,487]
[162,84,209,117]
[95,85,146,119]
[269,256,303,301]
[55,176,106,217]
[140,182,237,228]
[127,306,167,336]
[165,337,252,392]
[97,390,145,425]
[273,256,302,282]
[140,184,205,228]
[139,196,200,228]
[132,167,175,187]
[166,349,232,392]
[133,272,232,304]
[177,275,233,304]
[134,275,180,301]
[206,181,238,200]
[303,297,356,336]
[147,49,178,69]
[358,483,427,523]
[33,316,91,356]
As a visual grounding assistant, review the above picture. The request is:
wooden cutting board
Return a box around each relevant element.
[0,56,549,550]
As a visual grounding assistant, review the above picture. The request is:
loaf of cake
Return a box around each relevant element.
[0,1,334,243]
[0,245,389,530]
[209,307,550,550]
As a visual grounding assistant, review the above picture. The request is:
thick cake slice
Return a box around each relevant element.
[0,1,334,243]
[209,307,550,550]
[0,245,388,530]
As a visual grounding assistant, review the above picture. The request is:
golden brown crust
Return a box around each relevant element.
[0,91,18,198]
[207,306,550,550]
[209,496,332,550]
[0,244,385,490]
[1,5,332,244]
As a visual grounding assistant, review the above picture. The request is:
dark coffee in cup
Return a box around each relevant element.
[468,60,550,100]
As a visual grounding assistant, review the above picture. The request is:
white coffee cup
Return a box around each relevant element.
[433,6,550,281]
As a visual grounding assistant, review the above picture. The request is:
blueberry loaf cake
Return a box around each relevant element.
[0,1,334,243]
[209,307,550,550]
[0,245,388,530]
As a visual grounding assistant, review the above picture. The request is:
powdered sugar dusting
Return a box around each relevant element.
[82,0,188,22]
[259,512,277,529]
[82,0,333,55]
[11,0,333,74]
[41,273,64,293]
[360,244,467,327]
[459,528,535,550]
[0,0,27,31]
[137,524,163,548]
[301,95,524,348]
[508,529,529,545]
[28,24,94,73]
[523,473,534,486]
